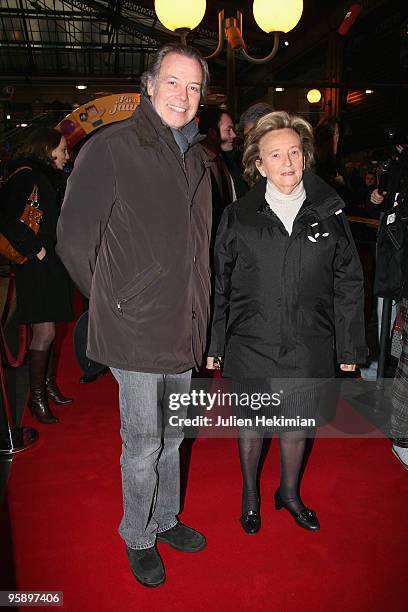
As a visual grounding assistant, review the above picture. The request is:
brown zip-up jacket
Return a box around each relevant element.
[57,97,212,373]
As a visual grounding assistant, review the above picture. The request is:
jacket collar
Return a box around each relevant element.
[11,156,64,189]
[302,169,345,219]
[131,96,207,203]
[131,95,205,149]
[241,170,345,221]
[236,170,346,238]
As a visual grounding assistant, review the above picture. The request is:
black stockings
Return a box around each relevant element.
[238,430,307,514]
[238,431,263,513]
[278,431,307,514]
[30,322,55,351]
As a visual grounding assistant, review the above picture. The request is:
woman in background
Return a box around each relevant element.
[1,127,73,424]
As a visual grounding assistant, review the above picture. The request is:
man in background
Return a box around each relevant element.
[238,101,274,137]
[218,109,248,198]
[199,107,236,231]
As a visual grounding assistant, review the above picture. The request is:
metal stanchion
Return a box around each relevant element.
[340,216,393,428]
[0,359,38,454]
[374,297,393,413]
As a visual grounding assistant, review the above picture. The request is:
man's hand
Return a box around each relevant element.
[340,364,356,372]
[206,356,222,370]
[370,188,385,205]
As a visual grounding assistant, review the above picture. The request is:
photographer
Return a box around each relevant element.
[360,130,407,384]
[369,128,408,215]
[368,126,408,468]
[387,136,408,469]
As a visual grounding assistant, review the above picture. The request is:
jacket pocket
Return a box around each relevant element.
[115,261,162,314]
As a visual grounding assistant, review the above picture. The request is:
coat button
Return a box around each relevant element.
[193,256,196,263]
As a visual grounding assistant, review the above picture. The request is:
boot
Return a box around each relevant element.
[27,349,59,424]
[46,343,73,405]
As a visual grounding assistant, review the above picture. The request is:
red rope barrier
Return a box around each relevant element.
[0,344,15,430]
[0,273,29,368]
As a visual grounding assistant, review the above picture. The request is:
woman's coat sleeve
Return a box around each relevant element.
[208,205,237,356]
[333,214,368,364]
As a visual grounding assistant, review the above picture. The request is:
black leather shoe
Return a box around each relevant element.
[126,545,165,587]
[79,367,109,384]
[157,522,206,552]
[274,489,320,532]
[240,510,261,534]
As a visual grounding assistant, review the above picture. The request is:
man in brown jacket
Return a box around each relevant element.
[198,107,236,235]
[57,44,212,588]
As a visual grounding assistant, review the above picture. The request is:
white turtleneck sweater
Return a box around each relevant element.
[265,179,306,235]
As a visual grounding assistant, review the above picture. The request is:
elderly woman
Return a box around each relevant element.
[207,111,366,534]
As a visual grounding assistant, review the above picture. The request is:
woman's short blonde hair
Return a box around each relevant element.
[243,111,315,186]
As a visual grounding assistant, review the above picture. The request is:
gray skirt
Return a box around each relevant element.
[391,299,408,439]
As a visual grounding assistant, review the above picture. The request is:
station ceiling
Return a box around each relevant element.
[0,0,366,85]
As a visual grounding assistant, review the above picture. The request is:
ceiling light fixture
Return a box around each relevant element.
[154,0,303,113]
[306,88,322,104]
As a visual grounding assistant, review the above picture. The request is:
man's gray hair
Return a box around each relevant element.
[238,102,275,135]
[140,43,210,98]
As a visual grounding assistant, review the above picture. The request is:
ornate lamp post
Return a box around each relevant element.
[154,0,303,114]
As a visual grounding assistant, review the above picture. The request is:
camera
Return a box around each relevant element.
[2,85,14,97]
[376,126,408,195]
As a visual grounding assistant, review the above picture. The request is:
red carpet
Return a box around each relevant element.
[3,323,408,611]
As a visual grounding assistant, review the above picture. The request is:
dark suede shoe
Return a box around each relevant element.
[126,545,165,587]
[79,367,109,384]
[157,522,206,552]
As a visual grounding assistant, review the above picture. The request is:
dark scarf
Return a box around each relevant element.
[170,119,199,154]
[142,94,199,154]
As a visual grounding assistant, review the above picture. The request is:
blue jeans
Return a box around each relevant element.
[110,368,192,550]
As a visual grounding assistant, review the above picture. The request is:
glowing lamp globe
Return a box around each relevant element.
[307,89,322,104]
[253,0,303,34]
[155,0,206,32]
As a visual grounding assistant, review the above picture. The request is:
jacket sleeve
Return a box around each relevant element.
[208,204,237,356]
[0,171,43,259]
[333,214,368,364]
[56,135,115,298]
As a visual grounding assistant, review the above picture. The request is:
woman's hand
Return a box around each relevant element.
[206,356,222,370]
[36,247,46,260]
[340,364,356,372]
[370,189,385,205]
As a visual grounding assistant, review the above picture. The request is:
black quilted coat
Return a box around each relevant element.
[209,170,367,380]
